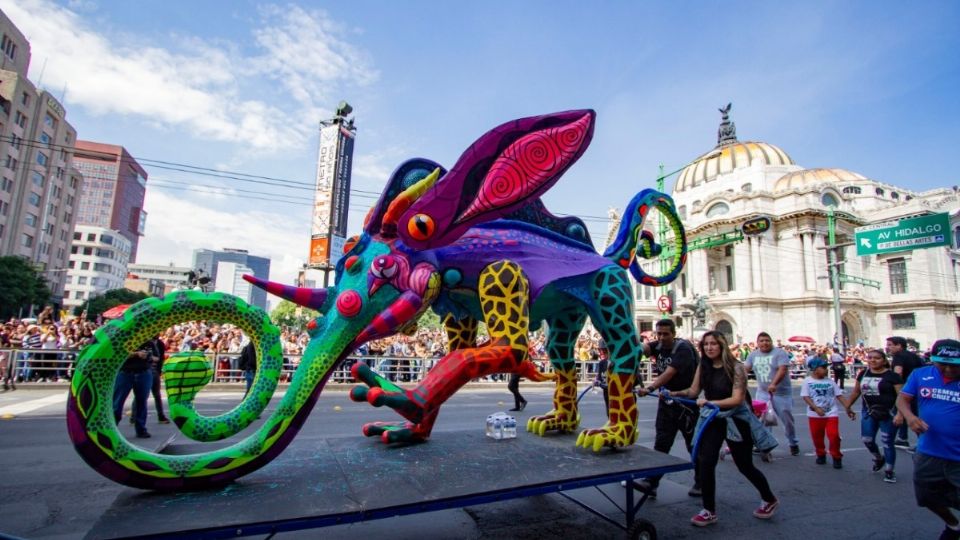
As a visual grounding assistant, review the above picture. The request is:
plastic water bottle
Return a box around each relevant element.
[493,416,503,440]
[485,414,496,438]
[503,415,517,439]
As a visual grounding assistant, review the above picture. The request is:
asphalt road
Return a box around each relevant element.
[0,381,946,540]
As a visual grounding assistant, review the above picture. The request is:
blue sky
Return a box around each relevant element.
[3,0,958,293]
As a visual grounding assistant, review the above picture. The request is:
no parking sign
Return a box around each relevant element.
[657,294,672,313]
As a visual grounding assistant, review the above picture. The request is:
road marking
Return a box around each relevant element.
[0,392,68,417]
[803,448,868,456]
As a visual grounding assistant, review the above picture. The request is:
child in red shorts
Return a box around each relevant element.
[801,358,855,468]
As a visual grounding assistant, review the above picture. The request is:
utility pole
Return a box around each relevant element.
[822,208,854,354]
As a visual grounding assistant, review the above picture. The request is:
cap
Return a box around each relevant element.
[930,339,960,365]
[807,358,829,370]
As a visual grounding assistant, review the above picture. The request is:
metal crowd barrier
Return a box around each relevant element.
[0,347,658,387]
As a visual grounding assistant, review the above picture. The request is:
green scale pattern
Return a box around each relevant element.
[67,290,327,482]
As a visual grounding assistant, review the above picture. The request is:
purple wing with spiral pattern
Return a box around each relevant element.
[397,110,595,250]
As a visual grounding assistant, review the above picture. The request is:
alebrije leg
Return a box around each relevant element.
[576,266,643,451]
[355,260,531,443]
[526,309,586,435]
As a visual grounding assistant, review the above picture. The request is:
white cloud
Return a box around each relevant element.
[137,190,310,296]
[0,0,377,152]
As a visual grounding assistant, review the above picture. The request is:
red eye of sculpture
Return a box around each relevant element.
[370,256,398,280]
[407,214,435,241]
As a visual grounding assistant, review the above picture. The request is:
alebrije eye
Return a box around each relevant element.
[370,256,398,279]
[407,214,435,241]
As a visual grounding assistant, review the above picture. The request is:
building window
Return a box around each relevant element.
[955,226,960,249]
[681,272,688,297]
[21,233,33,248]
[31,171,44,187]
[10,134,21,149]
[726,264,735,291]
[890,313,916,330]
[77,276,88,285]
[1,34,16,60]
[741,183,752,193]
[14,111,27,128]
[44,113,56,129]
[20,92,29,107]
[891,192,900,200]
[0,201,7,216]
[888,258,908,294]
[876,187,885,196]
[39,132,51,145]
[73,231,82,240]
[36,152,49,166]
[80,262,90,270]
[4,156,18,170]
[86,233,95,241]
[821,192,839,207]
[27,192,41,206]
[678,205,687,220]
[705,202,730,218]
[842,186,862,195]
[1,177,12,192]
[75,291,84,300]
[83,247,93,256]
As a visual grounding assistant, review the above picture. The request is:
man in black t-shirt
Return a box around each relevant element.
[634,318,700,498]
[887,336,923,448]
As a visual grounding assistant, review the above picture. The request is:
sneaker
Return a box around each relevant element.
[688,484,702,497]
[632,479,657,499]
[790,445,800,456]
[872,456,885,473]
[894,439,910,448]
[815,455,827,465]
[906,446,917,455]
[753,499,779,519]
[690,509,717,527]
[760,451,773,463]
[884,471,897,483]
[158,418,171,424]
[833,457,843,469]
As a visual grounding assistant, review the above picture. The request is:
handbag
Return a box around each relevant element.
[761,400,779,427]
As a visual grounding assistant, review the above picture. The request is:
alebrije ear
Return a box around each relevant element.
[380,167,441,237]
[399,110,595,250]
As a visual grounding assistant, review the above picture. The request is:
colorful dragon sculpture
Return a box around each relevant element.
[66,110,687,490]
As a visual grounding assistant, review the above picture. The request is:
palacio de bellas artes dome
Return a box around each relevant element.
[619,104,960,350]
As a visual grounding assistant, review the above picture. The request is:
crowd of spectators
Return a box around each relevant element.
[0,304,929,389]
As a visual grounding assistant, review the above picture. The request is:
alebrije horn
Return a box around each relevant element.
[242,275,330,311]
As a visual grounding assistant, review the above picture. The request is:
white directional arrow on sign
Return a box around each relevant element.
[860,238,872,249]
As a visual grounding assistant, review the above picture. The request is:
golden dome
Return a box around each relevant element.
[675,141,794,193]
[773,168,867,192]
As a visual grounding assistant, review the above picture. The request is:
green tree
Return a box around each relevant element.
[415,309,442,331]
[0,256,51,320]
[270,300,319,331]
[73,288,150,319]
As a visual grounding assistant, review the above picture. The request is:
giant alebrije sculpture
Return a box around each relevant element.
[67,110,687,490]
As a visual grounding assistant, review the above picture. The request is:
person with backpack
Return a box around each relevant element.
[887,336,923,449]
[634,318,701,498]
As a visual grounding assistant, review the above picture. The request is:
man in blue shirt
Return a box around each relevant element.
[898,339,960,540]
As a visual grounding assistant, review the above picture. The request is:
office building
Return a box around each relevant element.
[192,248,270,309]
[0,10,82,305]
[72,141,147,262]
[63,225,131,311]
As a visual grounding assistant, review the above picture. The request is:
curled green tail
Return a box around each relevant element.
[66,290,326,490]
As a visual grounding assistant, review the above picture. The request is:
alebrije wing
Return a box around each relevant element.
[397,109,595,250]
[363,158,447,235]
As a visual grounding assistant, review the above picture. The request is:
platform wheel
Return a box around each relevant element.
[626,518,657,540]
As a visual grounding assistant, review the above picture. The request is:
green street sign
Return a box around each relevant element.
[855,212,952,256]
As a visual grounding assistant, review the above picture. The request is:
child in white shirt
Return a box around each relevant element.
[800,358,855,468]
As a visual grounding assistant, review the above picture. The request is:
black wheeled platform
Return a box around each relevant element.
[86,430,690,539]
